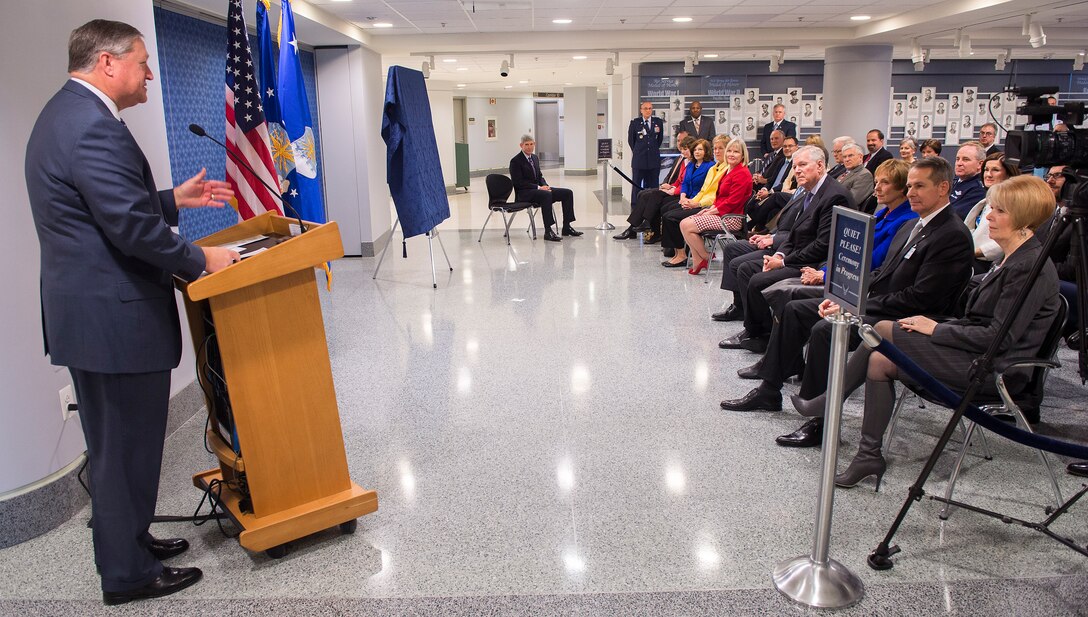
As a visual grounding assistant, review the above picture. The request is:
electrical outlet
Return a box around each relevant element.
[59,385,77,421]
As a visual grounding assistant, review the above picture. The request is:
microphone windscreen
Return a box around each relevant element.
[188,124,206,137]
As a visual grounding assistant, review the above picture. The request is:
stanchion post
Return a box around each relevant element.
[595,158,615,231]
[772,309,865,609]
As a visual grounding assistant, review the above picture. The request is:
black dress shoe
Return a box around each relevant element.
[1068,461,1088,477]
[739,336,768,354]
[711,304,744,322]
[543,230,562,242]
[149,538,189,561]
[662,259,688,268]
[613,227,635,240]
[719,330,752,349]
[737,360,762,380]
[102,566,202,605]
[720,385,782,411]
[776,418,824,448]
[562,226,584,236]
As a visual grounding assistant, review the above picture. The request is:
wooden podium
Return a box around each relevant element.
[177,212,377,557]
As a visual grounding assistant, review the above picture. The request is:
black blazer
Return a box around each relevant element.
[24,81,205,374]
[776,177,854,268]
[628,115,664,170]
[677,115,715,140]
[932,236,1059,358]
[760,119,797,155]
[509,152,546,193]
[865,205,974,319]
[758,151,786,188]
[864,147,893,174]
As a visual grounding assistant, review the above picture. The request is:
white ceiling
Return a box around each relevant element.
[178,0,1088,93]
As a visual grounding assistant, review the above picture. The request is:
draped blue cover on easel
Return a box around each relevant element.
[381,66,451,238]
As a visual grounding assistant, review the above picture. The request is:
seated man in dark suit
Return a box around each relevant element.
[746,135,798,232]
[510,134,580,242]
[721,159,973,439]
[718,146,853,353]
[950,142,987,219]
[863,129,893,174]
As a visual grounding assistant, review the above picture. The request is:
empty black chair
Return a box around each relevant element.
[480,174,538,244]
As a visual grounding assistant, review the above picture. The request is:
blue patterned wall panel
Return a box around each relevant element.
[153,6,325,241]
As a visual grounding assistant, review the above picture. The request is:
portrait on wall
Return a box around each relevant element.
[787,88,803,117]
[745,88,759,105]
[945,120,960,146]
[759,102,771,122]
[801,101,815,128]
[950,94,961,111]
[908,94,919,110]
[975,103,990,129]
[961,113,973,132]
[963,87,978,106]
[921,86,936,113]
[906,100,920,127]
[670,96,684,113]
[1003,114,1015,133]
[486,117,498,141]
[729,121,742,138]
[905,121,917,140]
[919,115,933,140]
[815,94,824,122]
[717,109,729,126]
[890,99,905,127]
[732,96,742,112]
[989,93,1003,113]
[743,116,757,141]
[934,99,947,127]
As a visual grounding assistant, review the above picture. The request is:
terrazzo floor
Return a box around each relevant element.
[1,170,1086,615]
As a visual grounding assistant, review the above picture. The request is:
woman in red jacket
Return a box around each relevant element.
[680,138,753,274]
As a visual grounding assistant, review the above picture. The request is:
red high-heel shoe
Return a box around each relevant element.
[688,258,709,275]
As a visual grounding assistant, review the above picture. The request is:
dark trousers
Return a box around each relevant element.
[758,296,824,388]
[69,368,171,593]
[628,189,679,230]
[737,260,802,336]
[746,191,790,231]
[797,314,885,399]
[719,242,765,292]
[631,167,658,204]
[517,187,575,228]
[660,203,703,249]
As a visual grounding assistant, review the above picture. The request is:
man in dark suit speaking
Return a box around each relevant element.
[627,101,664,204]
[24,20,239,605]
[509,134,580,241]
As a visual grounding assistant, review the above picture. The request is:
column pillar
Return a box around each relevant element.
[821,46,893,145]
[562,86,597,175]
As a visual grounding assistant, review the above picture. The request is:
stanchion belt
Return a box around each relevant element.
[869,338,1088,460]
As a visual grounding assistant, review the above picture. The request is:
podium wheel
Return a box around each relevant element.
[339,519,358,534]
[265,544,289,559]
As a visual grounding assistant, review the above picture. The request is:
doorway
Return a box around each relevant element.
[534,101,560,162]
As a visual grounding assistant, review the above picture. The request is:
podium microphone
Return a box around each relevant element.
[188,123,307,233]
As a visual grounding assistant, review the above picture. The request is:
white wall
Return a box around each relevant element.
[464,96,534,171]
[563,87,597,172]
[427,82,458,189]
[0,0,190,495]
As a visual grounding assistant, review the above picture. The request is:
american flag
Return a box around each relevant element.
[225,0,282,219]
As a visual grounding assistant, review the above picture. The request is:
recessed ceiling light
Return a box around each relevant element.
[552,19,572,24]
[504,85,513,89]
[703,53,719,58]
[456,67,469,71]
[850,15,871,21]
[519,80,529,84]
[565,82,573,85]
[572,55,587,60]
[372,22,393,28]
[672,17,693,23]
[442,58,458,63]
[456,84,466,87]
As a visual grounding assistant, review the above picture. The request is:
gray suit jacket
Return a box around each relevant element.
[677,115,715,140]
[836,166,875,207]
[25,80,206,373]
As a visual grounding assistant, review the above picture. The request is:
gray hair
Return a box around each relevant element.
[794,145,826,166]
[519,134,534,144]
[68,19,143,73]
[831,136,854,148]
[960,142,986,162]
[841,142,864,156]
